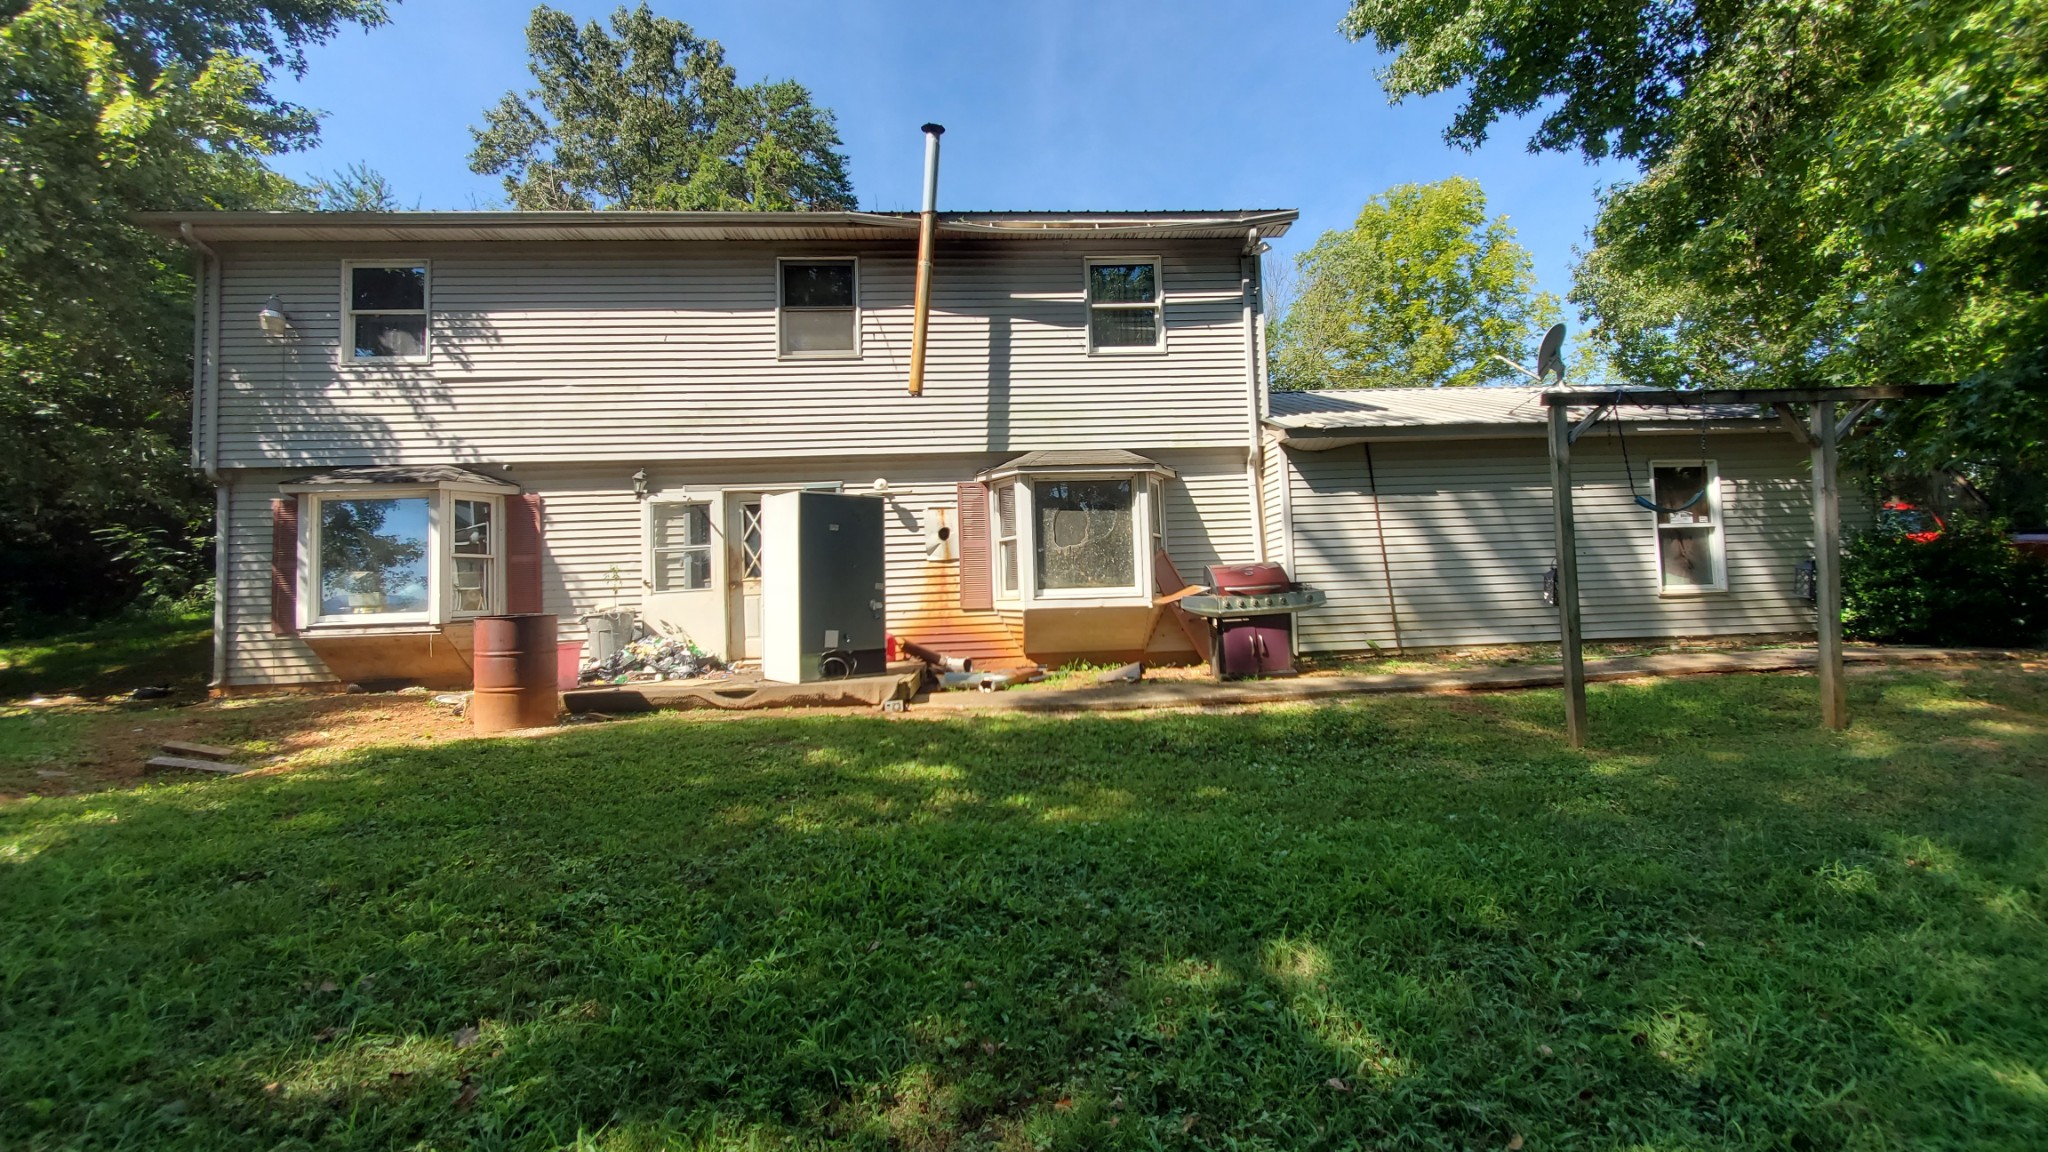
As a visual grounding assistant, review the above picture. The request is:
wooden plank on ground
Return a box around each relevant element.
[146,755,251,775]
[160,740,238,760]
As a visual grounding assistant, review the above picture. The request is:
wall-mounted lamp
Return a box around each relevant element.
[257,295,291,338]
[632,469,649,500]
[870,477,891,496]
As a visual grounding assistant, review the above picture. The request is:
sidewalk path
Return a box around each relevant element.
[917,646,2025,714]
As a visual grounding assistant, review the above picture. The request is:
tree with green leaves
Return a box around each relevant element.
[1271,177,1558,390]
[1342,0,2048,475]
[469,4,856,211]
[311,161,407,211]
[0,0,386,629]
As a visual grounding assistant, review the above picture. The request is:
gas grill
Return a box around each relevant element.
[1176,562,1324,678]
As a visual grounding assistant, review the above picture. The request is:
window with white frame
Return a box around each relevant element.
[1148,478,1168,560]
[779,258,858,356]
[1085,257,1163,353]
[1034,478,1138,592]
[344,263,429,361]
[450,498,496,614]
[1650,461,1725,592]
[302,487,506,624]
[994,483,1020,599]
[651,502,714,591]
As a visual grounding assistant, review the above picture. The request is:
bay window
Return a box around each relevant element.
[978,451,1175,605]
[286,469,517,628]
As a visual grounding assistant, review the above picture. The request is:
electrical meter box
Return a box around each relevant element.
[760,491,888,683]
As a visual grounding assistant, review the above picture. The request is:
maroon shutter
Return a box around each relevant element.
[505,492,544,614]
[956,481,993,611]
[270,497,299,635]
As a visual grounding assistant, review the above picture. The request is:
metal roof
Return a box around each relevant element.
[978,449,1176,481]
[140,208,1297,245]
[1265,387,1776,449]
[281,465,519,490]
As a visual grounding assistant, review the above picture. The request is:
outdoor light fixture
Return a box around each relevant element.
[871,477,891,495]
[632,469,648,500]
[257,295,290,337]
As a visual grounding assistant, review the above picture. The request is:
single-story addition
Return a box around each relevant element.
[1258,388,1864,654]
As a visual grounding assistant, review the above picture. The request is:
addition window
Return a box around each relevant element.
[994,483,1020,599]
[651,502,714,591]
[1650,461,1725,593]
[779,258,859,357]
[1148,478,1168,559]
[1035,478,1138,592]
[343,262,429,362]
[1085,257,1164,353]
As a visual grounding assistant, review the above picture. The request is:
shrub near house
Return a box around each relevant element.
[1843,517,2048,646]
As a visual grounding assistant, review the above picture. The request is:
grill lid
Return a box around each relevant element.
[1206,562,1292,593]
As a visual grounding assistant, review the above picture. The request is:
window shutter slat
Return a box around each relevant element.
[505,492,544,614]
[270,497,299,635]
[956,481,993,611]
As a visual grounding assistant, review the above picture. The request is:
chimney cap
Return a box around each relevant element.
[921,123,945,136]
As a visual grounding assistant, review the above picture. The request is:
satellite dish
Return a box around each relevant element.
[1534,323,1567,384]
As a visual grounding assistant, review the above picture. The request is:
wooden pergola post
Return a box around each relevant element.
[1548,402,1589,747]
[1811,400,1847,728]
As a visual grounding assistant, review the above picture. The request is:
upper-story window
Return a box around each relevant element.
[779,258,859,357]
[344,262,429,362]
[1085,257,1164,354]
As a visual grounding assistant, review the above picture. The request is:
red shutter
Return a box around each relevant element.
[505,492,544,614]
[270,497,299,635]
[956,481,993,611]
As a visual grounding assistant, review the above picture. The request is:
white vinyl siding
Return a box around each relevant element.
[1284,433,1863,654]
[207,241,1253,467]
[216,449,1256,687]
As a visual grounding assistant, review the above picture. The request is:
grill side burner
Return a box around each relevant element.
[1175,562,1325,678]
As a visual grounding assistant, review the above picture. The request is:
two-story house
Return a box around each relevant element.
[149,209,1293,691]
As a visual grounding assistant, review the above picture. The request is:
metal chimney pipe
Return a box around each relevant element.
[908,123,944,396]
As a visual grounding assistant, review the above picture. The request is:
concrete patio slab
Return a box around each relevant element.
[916,646,2024,714]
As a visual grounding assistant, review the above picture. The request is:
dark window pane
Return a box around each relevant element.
[1089,262,1156,304]
[453,499,492,555]
[318,497,429,616]
[1652,465,1711,523]
[1090,308,1158,349]
[1659,526,1717,589]
[354,315,426,358]
[783,262,855,308]
[781,308,855,353]
[1035,479,1135,590]
[351,265,426,310]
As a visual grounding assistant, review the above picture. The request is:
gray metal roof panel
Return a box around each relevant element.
[283,465,519,489]
[1265,388,1774,433]
[140,209,1298,244]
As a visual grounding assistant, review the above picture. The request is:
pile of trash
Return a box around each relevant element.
[580,635,727,684]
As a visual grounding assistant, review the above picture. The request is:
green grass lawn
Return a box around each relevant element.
[0,610,212,702]
[3,670,2045,1150]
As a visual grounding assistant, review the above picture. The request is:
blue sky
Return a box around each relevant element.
[272,0,1629,317]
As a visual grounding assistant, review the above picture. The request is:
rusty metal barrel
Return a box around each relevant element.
[471,613,561,733]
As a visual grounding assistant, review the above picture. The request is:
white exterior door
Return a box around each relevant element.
[642,499,724,655]
[727,497,765,662]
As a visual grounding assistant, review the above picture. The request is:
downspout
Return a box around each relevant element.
[1242,229,1269,561]
[179,222,230,690]
[1363,442,1404,652]
[907,123,944,396]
